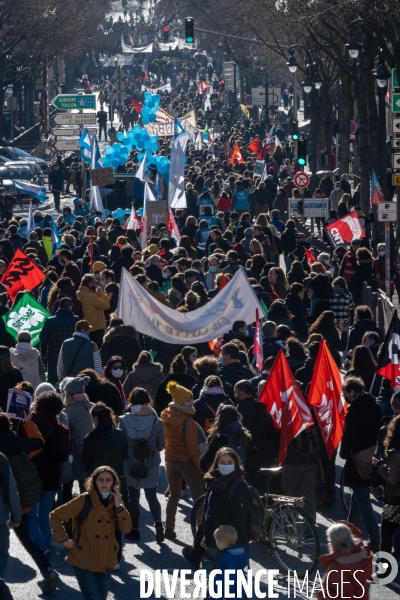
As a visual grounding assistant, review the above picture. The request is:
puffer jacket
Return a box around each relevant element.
[76,285,110,332]
[377,447,400,505]
[50,489,132,573]
[9,343,44,391]
[161,404,202,470]
[123,362,164,400]
[100,325,141,369]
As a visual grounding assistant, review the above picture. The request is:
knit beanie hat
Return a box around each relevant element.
[148,244,159,255]
[60,376,90,395]
[92,261,106,273]
[35,382,56,396]
[57,277,72,290]
[166,381,192,405]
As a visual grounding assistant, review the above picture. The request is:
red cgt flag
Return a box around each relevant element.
[259,349,314,464]
[325,212,366,246]
[248,137,262,159]
[307,340,346,459]
[305,247,317,267]
[0,248,44,302]
[208,337,224,356]
[229,143,245,165]
[131,99,143,113]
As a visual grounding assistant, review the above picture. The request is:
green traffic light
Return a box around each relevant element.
[292,134,299,140]
[186,37,194,43]
[298,158,306,166]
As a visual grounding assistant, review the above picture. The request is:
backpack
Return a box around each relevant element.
[183,417,208,454]
[127,416,157,480]
[64,492,93,542]
[224,431,247,468]
[229,478,264,542]
[7,452,42,510]
[293,426,320,464]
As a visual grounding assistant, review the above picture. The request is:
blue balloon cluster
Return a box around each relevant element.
[141,92,160,125]
[101,139,132,168]
[101,126,160,169]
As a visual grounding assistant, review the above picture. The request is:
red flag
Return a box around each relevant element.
[305,247,317,267]
[131,99,143,113]
[247,137,262,159]
[167,209,181,242]
[325,211,366,246]
[259,350,314,464]
[260,140,268,160]
[198,81,210,94]
[208,337,224,356]
[371,168,385,206]
[229,143,245,165]
[253,309,264,371]
[219,274,228,289]
[124,205,141,230]
[376,310,400,388]
[0,248,44,302]
[308,340,345,459]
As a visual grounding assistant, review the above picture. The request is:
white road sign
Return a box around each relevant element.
[52,113,97,125]
[393,119,400,133]
[251,87,282,107]
[294,171,310,189]
[52,127,81,137]
[377,202,397,223]
[53,139,80,151]
[392,154,400,168]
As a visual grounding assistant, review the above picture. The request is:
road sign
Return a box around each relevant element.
[294,171,310,189]
[392,94,400,112]
[377,201,397,222]
[52,127,81,137]
[251,87,281,107]
[51,94,96,110]
[392,119,400,133]
[289,199,302,217]
[392,139,400,149]
[393,174,400,186]
[303,199,328,218]
[392,68,399,88]
[350,120,357,135]
[392,154,400,168]
[87,127,97,135]
[53,139,80,151]
[51,113,97,125]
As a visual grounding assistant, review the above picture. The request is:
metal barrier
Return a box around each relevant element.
[361,283,394,336]
[10,123,41,151]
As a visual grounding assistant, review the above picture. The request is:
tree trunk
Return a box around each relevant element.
[356,82,370,216]
[315,92,323,172]
[24,77,30,129]
[323,84,333,171]
[339,68,351,174]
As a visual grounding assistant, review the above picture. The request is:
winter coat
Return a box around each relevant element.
[0,368,23,412]
[0,452,21,527]
[39,309,80,382]
[348,320,381,352]
[82,427,128,478]
[50,488,132,573]
[96,237,112,256]
[280,228,297,255]
[329,188,344,212]
[100,325,141,369]
[119,405,165,488]
[285,293,308,339]
[236,397,278,468]
[215,545,249,599]
[340,392,382,487]
[52,284,84,319]
[154,373,195,415]
[110,256,135,283]
[316,522,372,600]
[84,380,124,417]
[377,447,400,505]
[123,363,164,400]
[196,473,251,549]
[9,343,44,391]
[218,360,253,388]
[146,264,164,287]
[353,260,375,305]
[31,413,70,491]
[76,285,110,332]
[161,404,202,470]
[63,398,94,481]
[295,357,316,393]
[193,392,234,432]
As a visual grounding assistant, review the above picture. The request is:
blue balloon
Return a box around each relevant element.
[118,156,127,165]
[141,116,150,125]
[111,158,119,168]
[137,153,144,160]
[144,92,152,101]
[160,156,169,167]
[112,143,120,152]
[150,135,158,143]
[134,133,143,141]
[104,146,113,155]
[147,100,155,109]
[136,142,144,150]
[120,147,129,156]
[133,124,142,133]
[150,143,158,152]
[101,157,111,167]
[117,132,124,142]
[123,136,131,146]
[153,94,160,103]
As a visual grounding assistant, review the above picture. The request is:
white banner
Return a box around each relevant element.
[168,133,188,208]
[180,109,196,127]
[121,38,153,53]
[102,55,134,67]
[141,83,171,94]
[156,107,174,122]
[117,268,265,343]
[143,121,174,136]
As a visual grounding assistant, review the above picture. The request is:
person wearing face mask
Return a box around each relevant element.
[161,265,178,294]
[204,256,221,291]
[103,356,128,406]
[181,346,198,378]
[50,466,131,599]
[182,447,251,570]
[373,243,396,297]
[161,381,204,538]
[223,321,253,350]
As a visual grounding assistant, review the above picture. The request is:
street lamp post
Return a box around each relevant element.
[374,47,390,197]
[287,48,298,160]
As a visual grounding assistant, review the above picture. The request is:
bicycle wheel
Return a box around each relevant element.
[340,467,352,514]
[269,505,320,576]
[190,494,206,538]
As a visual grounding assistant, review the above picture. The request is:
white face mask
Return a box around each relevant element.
[162,272,169,279]
[112,368,124,378]
[100,280,107,287]
[378,250,385,256]
[218,463,235,476]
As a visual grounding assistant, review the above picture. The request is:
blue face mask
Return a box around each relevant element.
[100,491,111,499]
[220,356,225,365]
[245,330,249,336]
[209,266,217,273]
[218,464,235,476]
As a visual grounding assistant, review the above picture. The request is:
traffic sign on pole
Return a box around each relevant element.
[392,154,400,168]
[294,171,310,189]
[52,127,81,137]
[391,94,400,112]
[392,68,399,88]
[393,174,400,186]
[51,94,96,110]
[53,139,80,151]
[392,139,400,149]
[350,120,357,135]
[51,113,97,125]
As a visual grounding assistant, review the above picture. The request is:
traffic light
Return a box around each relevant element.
[297,137,307,167]
[163,26,169,42]
[185,17,194,44]
[292,120,299,140]
[220,78,225,90]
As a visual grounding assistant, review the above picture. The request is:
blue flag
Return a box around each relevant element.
[49,216,61,255]
[14,181,46,202]
[174,117,184,139]
[78,128,92,165]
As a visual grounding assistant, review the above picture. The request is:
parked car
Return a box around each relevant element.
[0,165,39,203]
[0,147,47,171]
[6,161,44,186]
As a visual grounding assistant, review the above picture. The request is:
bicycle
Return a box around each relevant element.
[191,466,320,577]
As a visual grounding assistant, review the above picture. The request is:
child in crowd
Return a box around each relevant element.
[212,525,248,600]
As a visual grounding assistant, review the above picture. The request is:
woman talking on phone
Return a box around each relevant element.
[50,466,132,600]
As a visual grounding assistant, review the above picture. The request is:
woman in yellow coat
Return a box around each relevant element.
[50,466,131,599]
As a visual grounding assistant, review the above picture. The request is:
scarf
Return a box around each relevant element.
[72,393,86,401]
[168,401,195,416]
[107,375,126,403]
[129,404,157,417]
[221,420,243,433]
[205,470,241,494]
[199,386,225,397]
[31,411,70,458]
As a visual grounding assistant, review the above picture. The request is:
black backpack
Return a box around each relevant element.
[64,492,92,543]
[127,416,157,480]
[228,478,264,542]
[223,431,247,468]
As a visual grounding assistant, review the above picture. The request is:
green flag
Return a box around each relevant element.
[260,299,269,322]
[2,293,51,346]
